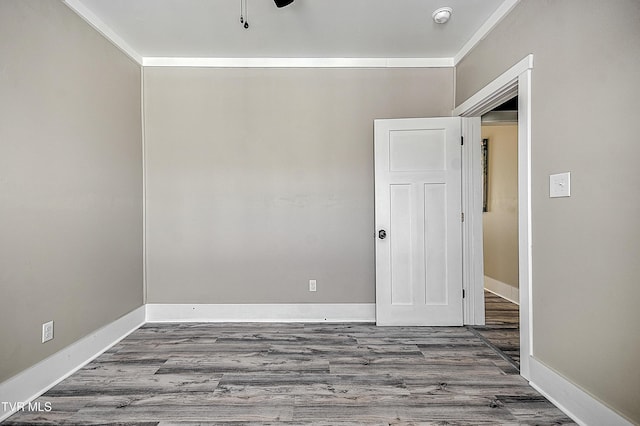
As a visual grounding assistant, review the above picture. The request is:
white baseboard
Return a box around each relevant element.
[0,306,145,422]
[484,275,519,305]
[528,357,633,426]
[146,303,376,323]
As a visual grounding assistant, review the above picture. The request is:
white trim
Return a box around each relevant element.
[146,303,376,323]
[62,0,143,64]
[461,117,485,325]
[517,67,533,379]
[454,0,521,65]
[484,276,519,305]
[454,54,533,379]
[0,306,145,422]
[141,57,454,68]
[141,68,148,304]
[453,55,533,117]
[529,358,634,426]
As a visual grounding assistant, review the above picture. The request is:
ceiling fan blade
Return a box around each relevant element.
[274,0,294,8]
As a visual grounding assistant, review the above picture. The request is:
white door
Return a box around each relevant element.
[375,117,462,326]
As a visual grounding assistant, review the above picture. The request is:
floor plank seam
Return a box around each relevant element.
[466,326,520,372]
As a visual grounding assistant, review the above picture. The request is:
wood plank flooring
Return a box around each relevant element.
[4,321,572,425]
[472,290,521,368]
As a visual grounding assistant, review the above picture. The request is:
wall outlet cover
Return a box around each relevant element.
[309,279,317,292]
[42,320,54,343]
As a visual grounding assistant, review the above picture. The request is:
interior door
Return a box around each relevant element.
[375,117,462,326]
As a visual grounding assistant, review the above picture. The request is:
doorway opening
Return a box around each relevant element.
[456,54,533,379]
[473,97,520,369]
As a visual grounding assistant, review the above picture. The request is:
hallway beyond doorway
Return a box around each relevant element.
[471,291,520,369]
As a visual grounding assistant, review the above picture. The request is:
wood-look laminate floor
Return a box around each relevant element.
[471,291,521,368]
[4,322,573,425]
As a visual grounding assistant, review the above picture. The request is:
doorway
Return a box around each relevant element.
[456,54,533,379]
[474,98,520,369]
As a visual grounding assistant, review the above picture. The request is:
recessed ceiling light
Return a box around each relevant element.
[432,7,453,24]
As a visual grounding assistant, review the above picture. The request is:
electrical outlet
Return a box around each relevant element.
[42,321,54,343]
[309,279,317,292]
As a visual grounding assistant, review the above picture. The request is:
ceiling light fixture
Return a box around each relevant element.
[432,7,452,24]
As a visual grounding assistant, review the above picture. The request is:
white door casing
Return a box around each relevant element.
[454,54,534,379]
[375,118,463,326]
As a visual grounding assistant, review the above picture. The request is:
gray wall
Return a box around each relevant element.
[482,124,519,289]
[0,1,143,382]
[456,0,640,422]
[144,67,453,303]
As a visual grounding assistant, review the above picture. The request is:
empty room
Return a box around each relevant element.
[1,0,638,424]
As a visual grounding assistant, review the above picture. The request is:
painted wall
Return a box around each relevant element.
[482,124,519,289]
[456,0,640,422]
[144,67,453,304]
[0,1,143,382]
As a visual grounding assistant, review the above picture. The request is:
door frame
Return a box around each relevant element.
[454,54,534,379]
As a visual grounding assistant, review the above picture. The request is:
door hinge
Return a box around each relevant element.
[461,212,465,222]
[461,136,464,146]
[463,289,466,298]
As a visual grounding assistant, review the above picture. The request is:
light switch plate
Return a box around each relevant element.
[42,320,54,343]
[550,172,571,198]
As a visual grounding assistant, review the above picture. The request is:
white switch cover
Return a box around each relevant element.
[550,172,571,198]
[309,279,317,292]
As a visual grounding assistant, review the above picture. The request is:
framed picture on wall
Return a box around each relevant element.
[482,138,489,212]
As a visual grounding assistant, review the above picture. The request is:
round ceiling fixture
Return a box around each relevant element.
[432,7,453,24]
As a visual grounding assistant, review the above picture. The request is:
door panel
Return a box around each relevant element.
[390,129,446,171]
[424,183,447,305]
[390,184,412,305]
[375,118,462,326]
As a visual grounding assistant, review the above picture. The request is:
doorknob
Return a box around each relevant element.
[378,229,387,240]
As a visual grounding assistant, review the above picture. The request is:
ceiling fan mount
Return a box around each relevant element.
[240,0,294,30]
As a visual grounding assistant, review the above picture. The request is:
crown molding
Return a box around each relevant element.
[63,0,143,65]
[454,0,521,65]
[142,57,454,68]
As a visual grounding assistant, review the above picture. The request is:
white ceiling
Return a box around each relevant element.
[69,0,512,61]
